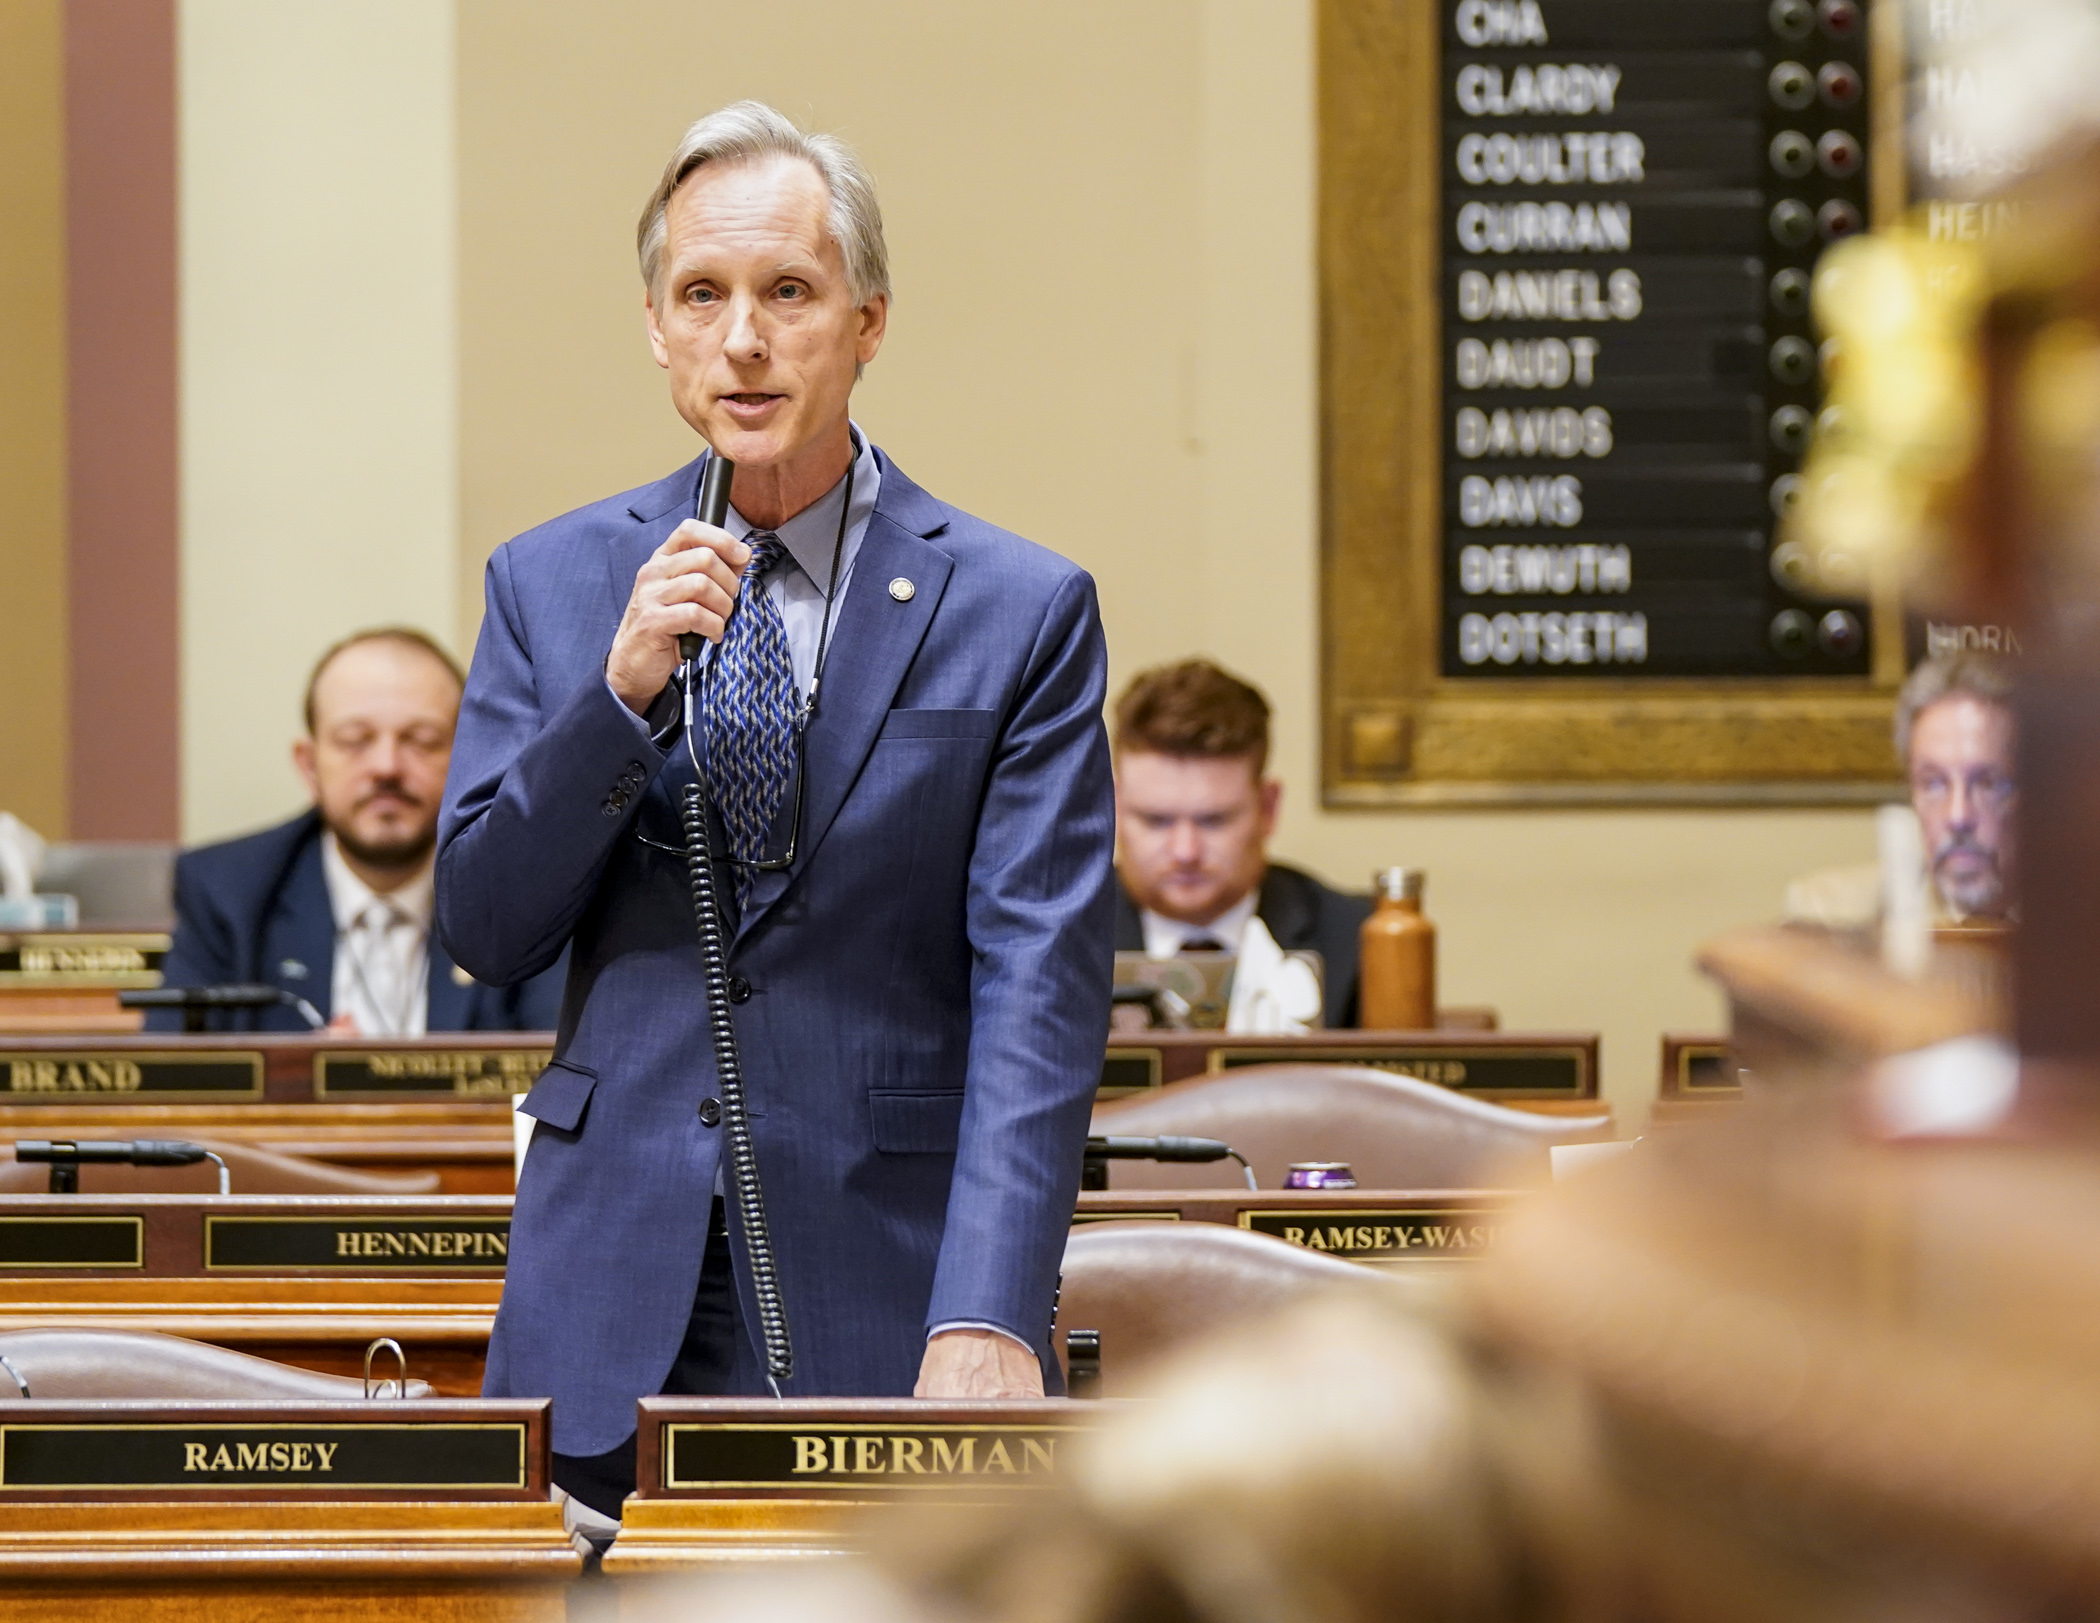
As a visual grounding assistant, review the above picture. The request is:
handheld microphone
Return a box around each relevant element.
[15,1139,228,1195]
[679,453,737,663]
[119,984,325,1033]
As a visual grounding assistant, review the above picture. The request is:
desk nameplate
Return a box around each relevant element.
[0,1415,530,1494]
[204,1215,511,1272]
[1239,1205,1507,1263]
[1210,1043,1590,1097]
[0,934,169,989]
[1097,1049,1162,1096]
[1675,1040,1736,1095]
[662,1422,1081,1496]
[1,1050,264,1103]
[1069,1210,1181,1225]
[314,1049,552,1100]
[0,1215,143,1269]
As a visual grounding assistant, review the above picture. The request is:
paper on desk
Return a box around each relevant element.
[1226,915,1322,1035]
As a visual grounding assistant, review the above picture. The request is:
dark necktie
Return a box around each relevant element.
[704,533,796,903]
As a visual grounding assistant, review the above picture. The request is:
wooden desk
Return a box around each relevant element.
[608,1397,1109,1573]
[0,1397,574,1621]
[0,932,168,1035]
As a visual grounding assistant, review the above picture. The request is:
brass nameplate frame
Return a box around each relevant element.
[0,1215,144,1270]
[663,1421,1080,1495]
[0,934,169,989]
[1097,1049,1163,1096]
[0,1421,528,1492]
[1238,1207,1506,1263]
[1,1050,264,1102]
[204,1215,511,1272]
[1069,1210,1181,1224]
[1676,1042,1735,1094]
[1210,1044,1589,1097]
[314,1049,553,1099]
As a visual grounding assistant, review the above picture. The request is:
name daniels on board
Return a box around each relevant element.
[1455,63,1621,118]
[184,1441,340,1475]
[1456,269,1641,324]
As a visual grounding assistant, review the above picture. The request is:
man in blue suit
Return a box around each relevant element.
[156,628,561,1035]
[437,102,1115,1521]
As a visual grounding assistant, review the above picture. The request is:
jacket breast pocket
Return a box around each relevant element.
[877,708,997,741]
[519,1058,597,1134]
[869,1090,965,1154]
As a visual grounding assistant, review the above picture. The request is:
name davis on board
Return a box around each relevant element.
[1455,63,1620,117]
[1457,474,1583,528]
[1455,269,1641,322]
[1456,132,1645,186]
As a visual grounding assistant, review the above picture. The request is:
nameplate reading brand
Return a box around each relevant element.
[1,1050,264,1102]
[0,1422,527,1491]
[314,1050,553,1099]
[1240,1207,1505,1263]
[1212,1044,1589,1096]
[664,1423,1081,1495]
[0,1215,144,1269]
[1097,1050,1163,1095]
[0,934,169,988]
[204,1216,511,1272]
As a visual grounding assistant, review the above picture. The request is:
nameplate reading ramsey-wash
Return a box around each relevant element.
[0,1215,144,1269]
[1212,1044,1590,1096]
[0,934,168,988]
[664,1423,1081,1495]
[1240,1208,1506,1264]
[0,1422,527,1492]
[314,1049,552,1099]
[204,1216,511,1272]
[2,1051,264,1102]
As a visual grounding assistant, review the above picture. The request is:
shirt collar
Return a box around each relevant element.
[320,831,436,934]
[721,424,881,591]
[1139,889,1260,959]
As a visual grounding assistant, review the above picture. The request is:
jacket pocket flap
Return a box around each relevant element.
[870,1090,966,1153]
[878,708,997,740]
[520,1059,597,1134]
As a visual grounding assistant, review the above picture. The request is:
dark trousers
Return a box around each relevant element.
[553,1197,736,1519]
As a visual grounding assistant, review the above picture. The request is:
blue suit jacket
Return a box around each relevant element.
[437,447,1115,1453]
[152,810,563,1034]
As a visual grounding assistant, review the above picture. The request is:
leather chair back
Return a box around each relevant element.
[1092,1064,1613,1190]
[0,1328,434,1399]
[1055,1221,1367,1396]
[0,1138,441,1195]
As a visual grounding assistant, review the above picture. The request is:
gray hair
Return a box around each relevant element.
[1894,651,2014,762]
[636,101,889,308]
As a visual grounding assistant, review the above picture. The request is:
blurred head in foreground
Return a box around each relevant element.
[1895,653,2015,921]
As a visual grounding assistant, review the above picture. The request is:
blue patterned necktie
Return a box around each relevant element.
[704,533,797,904]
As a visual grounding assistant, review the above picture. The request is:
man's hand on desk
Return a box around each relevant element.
[915,1328,1044,1399]
[606,519,753,714]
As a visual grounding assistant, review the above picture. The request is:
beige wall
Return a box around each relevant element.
[0,0,69,839]
[179,0,459,844]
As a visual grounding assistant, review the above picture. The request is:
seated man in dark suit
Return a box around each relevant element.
[152,628,562,1034]
[1112,659,1370,1027]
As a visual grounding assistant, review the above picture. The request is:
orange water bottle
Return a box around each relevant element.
[1359,867,1435,1029]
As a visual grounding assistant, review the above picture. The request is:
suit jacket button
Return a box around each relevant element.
[601,800,620,818]
[728,976,751,1004]
[697,1098,722,1127]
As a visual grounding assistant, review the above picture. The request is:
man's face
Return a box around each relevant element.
[1115,752,1280,925]
[644,155,886,476]
[292,641,459,875]
[1909,693,2016,919]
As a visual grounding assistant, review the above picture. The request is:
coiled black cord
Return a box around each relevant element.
[680,782,793,1396]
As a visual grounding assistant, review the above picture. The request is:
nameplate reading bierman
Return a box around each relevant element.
[314,1049,552,1099]
[0,1215,144,1269]
[204,1216,511,1272]
[1,1050,264,1103]
[0,1419,529,1493]
[1239,1207,1507,1263]
[661,1423,1082,1496]
[1211,1043,1589,1097]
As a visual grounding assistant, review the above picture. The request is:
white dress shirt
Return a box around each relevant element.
[1140,890,1259,959]
[321,833,434,1038]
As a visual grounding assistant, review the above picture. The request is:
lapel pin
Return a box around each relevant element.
[280,959,309,981]
[888,577,915,602]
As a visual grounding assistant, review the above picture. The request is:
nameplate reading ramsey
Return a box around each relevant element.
[314,1050,552,1099]
[664,1422,1079,1495]
[0,1422,526,1491]
[0,934,169,988]
[1212,1044,1589,1096]
[0,1215,144,1269]
[1,1051,264,1102]
[204,1216,511,1272]
[1239,1208,1506,1263]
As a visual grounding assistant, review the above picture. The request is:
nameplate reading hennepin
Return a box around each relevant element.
[204,1216,511,1272]
[2,1051,264,1102]
[666,1423,1081,1495]
[1239,1208,1506,1263]
[314,1049,552,1099]
[1212,1044,1588,1096]
[0,1422,526,1491]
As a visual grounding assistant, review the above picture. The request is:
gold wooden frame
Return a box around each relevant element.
[1317,0,1907,805]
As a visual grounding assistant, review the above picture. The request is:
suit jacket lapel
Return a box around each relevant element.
[609,454,710,642]
[272,836,336,1023]
[425,941,473,1032]
[736,457,952,940]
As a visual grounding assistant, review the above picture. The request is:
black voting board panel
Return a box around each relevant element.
[1439,0,1871,680]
